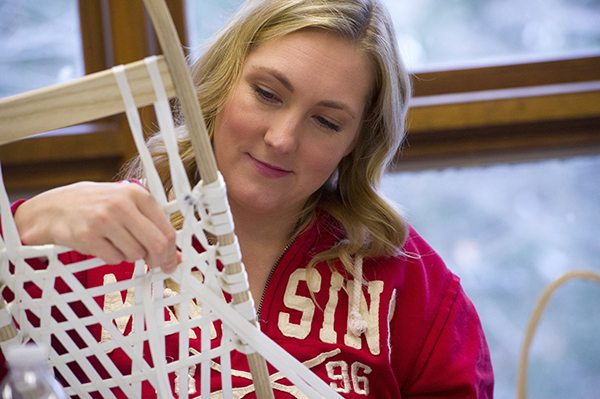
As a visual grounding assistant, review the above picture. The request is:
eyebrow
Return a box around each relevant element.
[256,66,294,92]
[253,66,357,120]
[318,100,357,120]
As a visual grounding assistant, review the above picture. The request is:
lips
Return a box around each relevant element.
[248,154,291,178]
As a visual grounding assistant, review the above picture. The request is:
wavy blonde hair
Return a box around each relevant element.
[124,0,411,272]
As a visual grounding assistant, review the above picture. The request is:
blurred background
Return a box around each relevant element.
[1,0,599,397]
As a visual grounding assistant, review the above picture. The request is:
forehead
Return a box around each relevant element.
[242,29,374,107]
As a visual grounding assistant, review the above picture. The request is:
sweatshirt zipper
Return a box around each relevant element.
[257,236,298,320]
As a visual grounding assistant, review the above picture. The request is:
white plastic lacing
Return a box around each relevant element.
[0,55,345,399]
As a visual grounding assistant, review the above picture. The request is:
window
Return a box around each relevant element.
[185,0,242,50]
[382,156,600,398]
[377,1,600,397]
[389,0,600,69]
[0,0,189,194]
[186,1,600,397]
[0,0,84,98]
[2,0,599,192]
[185,0,600,68]
[1,2,599,396]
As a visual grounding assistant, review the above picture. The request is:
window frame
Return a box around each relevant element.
[0,0,189,192]
[0,0,598,191]
[398,54,600,171]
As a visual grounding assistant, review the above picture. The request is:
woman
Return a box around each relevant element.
[9,0,494,397]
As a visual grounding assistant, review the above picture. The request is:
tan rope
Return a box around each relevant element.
[0,299,18,343]
[516,270,600,399]
[349,255,368,336]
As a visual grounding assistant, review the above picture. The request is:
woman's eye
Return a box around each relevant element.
[315,116,340,132]
[253,86,279,102]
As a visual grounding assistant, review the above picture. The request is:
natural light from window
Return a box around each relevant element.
[389,0,600,69]
[186,0,600,70]
[0,0,83,98]
[184,2,600,398]
[382,156,600,399]
[0,1,598,398]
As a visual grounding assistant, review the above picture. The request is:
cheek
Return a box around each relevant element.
[309,130,358,174]
[213,107,241,173]
[213,106,255,170]
[214,89,260,143]
[305,132,357,187]
[214,105,243,144]
[303,148,348,183]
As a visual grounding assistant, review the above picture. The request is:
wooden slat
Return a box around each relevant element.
[0,56,174,145]
[408,81,600,133]
[2,157,123,192]
[164,0,189,49]
[78,0,108,74]
[0,126,120,164]
[142,0,275,397]
[109,0,149,65]
[412,54,600,97]
[395,118,600,171]
[394,81,600,170]
[142,0,216,183]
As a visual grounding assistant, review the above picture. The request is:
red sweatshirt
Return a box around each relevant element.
[1,203,493,398]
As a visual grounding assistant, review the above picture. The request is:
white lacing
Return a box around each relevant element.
[0,55,345,399]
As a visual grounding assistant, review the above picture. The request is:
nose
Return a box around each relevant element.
[263,112,301,153]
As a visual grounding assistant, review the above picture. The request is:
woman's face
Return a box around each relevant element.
[213,28,372,219]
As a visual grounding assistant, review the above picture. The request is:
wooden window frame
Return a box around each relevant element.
[398,54,600,171]
[1,0,598,192]
[0,0,188,192]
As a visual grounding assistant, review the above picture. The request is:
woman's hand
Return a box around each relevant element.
[13,181,179,273]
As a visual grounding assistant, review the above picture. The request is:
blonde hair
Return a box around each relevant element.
[124,0,411,272]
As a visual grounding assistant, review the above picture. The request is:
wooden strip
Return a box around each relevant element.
[412,54,600,97]
[141,0,275,397]
[394,121,600,171]
[2,158,123,192]
[408,81,600,133]
[78,0,107,74]
[0,128,121,164]
[516,271,600,399]
[0,56,174,146]
[142,0,217,184]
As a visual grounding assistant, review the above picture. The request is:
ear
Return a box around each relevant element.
[325,166,340,190]
[343,143,355,157]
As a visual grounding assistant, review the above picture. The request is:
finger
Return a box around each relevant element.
[84,205,175,271]
[101,223,148,263]
[134,188,176,238]
[78,237,129,266]
[108,209,175,271]
[120,186,178,272]
[72,193,149,263]
[129,212,177,272]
